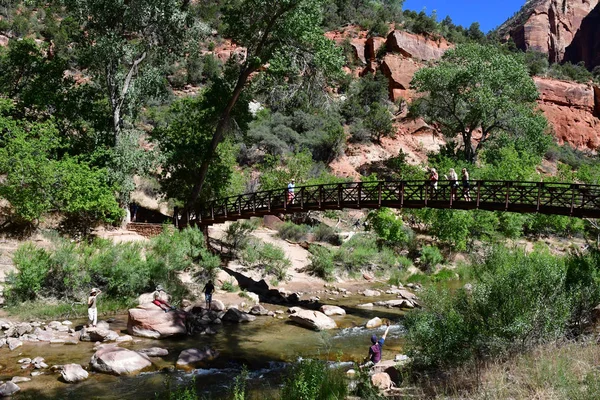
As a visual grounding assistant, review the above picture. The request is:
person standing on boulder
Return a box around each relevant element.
[88,288,101,327]
[365,321,390,366]
[203,280,215,310]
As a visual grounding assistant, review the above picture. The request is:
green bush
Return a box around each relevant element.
[419,245,443,269]
[312,223,341,245]
[225,220,256,251]
[240,240,290,281]
[367,208,414,248]
[405,245,600,369]
[5,227,220,305]
[280,359,347,400]
[307,246,336,281]
[277,222,310,242]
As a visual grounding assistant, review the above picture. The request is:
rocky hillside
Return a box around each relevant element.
[327,25,600,163]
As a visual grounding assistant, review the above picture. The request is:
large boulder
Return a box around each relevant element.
[127,303,187,339]
[7,338,22,351]
[60,364,89,383]
[221,308,256,323]
[90,346,152,375]
[249,304,269,316]
[380,54,422,100]
[176,348,219,370]
[320,305,346,316]
[289,309,337,331]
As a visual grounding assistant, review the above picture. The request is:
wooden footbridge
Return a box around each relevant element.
[174,180,600,227]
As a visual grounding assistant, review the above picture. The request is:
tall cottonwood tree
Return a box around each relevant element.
[410,44,549,162]
[63,0,192,143]
[183,0,344,212]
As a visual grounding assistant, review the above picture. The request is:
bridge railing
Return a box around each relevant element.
[176,180,600,226]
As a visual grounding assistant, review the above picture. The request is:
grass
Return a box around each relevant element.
[6,297,137,321]
[419,341,600,399]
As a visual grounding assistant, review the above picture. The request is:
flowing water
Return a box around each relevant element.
[0,294,408,399]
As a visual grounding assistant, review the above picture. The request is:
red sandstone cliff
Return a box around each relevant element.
[498,0,599,64]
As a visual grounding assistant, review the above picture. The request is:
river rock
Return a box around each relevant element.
[320,305,346,316]
[80,327,119,342]
[90,346,152,375]
[0,381,20,396]
[287,306,303,314]
[138,347,169,357]
[371,372,392,390]
[7,338,22,351]
[362,289,381,297]
[115,335,133,343]
[15,323,33,336]
[127,303,187,339]
[365,317,382,329]
[176,348,219,370]
[397,289,417,301]
[18,358,31,364]
[289,309,337,331]
[210,299,226,311]
[374,299,412,309]
[36,330,54,342]
[60,363,89,383]
[0,320,12,330]
[0,338,5,348]
[11,376,30,384]
[246,292,260,304]
[47,321,62,330]
[62,320,73,326]
[221,308,256,323]
[249,304,269,316]
[358,303,374,308]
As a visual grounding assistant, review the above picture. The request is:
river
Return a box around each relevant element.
[0,294,408,399]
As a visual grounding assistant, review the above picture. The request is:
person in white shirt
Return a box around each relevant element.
[287,179,296,204]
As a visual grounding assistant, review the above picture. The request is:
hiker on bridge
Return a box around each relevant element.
[446,168,458,201]
[462,168,471,201]
[428,168,438,196]
[287,178,296,204]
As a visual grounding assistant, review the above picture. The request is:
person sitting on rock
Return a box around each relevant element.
[203,280,215,310]
[365,321,390,366]
[152,285,175,313]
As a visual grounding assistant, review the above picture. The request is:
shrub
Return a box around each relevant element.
[280,359,347,400]
[367,208,414,248]
[222,280,237,292]
[307,246,335,281]
[419,245,443,269]
[225,221,256,251]
[277,222,309,242]
[312,223,341,245]
[6,243,51,302]
[405,245,600,369]
[240,240,290,281]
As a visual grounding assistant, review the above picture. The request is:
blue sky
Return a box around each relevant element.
[403,0,526,32]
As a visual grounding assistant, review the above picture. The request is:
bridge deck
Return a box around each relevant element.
[175,180,600,226]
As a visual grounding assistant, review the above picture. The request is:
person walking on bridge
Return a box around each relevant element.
[462,168,471,201]
[287,178,296,204]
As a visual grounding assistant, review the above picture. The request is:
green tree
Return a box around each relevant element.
[184,0,344,211]
[63,0,193,142]
[411,44,549,162]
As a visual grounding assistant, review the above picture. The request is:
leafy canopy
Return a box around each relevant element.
[411,44,549,162]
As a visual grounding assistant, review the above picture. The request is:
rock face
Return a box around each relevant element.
[90,346,152,375]
[386,30,452,61]
[127,303,187,339]
[500,0,600,63]
[564,2,600,69]
[61,364,89,383]
[380,54,422,101]
[289,309,337,330]
[534,77,600,150]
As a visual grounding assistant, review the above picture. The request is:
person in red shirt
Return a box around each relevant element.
[365,321,391,366]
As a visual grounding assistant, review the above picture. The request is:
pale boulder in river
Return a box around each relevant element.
[127,303,187,338]
[289,309,337,330]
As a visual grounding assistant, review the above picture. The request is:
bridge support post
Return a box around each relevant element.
[476,181,481,208]
[536,182,542,212]
[300,187,304,210]
[357,182,362,208]
[400,181,405,208]
[337,184,342,208]
[173,206,179,228]
[505,181,511,211]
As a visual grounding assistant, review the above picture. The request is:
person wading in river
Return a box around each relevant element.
[364,320,391,366]
[88,288,101,327]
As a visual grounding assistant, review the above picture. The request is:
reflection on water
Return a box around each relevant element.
[1,294,408,399]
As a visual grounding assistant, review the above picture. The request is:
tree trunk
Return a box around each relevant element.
[183,66,254,213]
